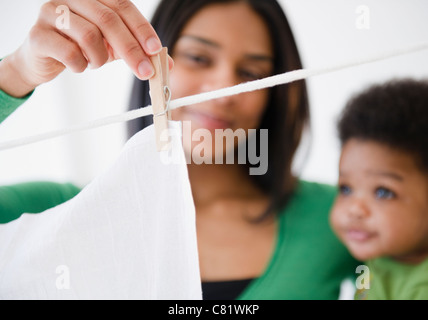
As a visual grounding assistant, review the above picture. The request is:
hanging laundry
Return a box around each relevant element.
[0,121,202,300]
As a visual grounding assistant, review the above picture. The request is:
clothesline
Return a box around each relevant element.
[0,41,428,151]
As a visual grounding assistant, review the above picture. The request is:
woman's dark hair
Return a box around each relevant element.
[128,0,310,220]
[337,78,428,172]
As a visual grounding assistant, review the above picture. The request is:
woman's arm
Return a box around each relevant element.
[0,55,36,99]
[0,181,81,224]
[0,57,34,123]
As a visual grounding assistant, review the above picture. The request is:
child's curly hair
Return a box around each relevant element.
[337,78,428,172]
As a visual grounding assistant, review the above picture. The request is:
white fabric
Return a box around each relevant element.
[0,121,202,300]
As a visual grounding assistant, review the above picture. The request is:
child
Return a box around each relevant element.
[330,78,428,300]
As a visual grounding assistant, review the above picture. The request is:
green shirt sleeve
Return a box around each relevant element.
[0,88,33,124]
[0,57,34,123]
[1,60,77,223]
[0,181,81,224]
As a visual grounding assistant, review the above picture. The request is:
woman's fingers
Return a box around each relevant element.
[14,0,173,89]
[28,25,88,74]
[62,0,160,79]
[99,0,162,55]
[39,2,109,69]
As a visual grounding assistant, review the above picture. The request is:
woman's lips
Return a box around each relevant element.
[185,109,233,130]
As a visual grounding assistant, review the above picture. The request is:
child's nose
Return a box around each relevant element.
[347,198,370,220]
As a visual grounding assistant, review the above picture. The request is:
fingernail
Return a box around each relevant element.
[138,60,154,79]
[146,37,162,55]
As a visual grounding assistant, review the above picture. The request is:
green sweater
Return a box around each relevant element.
[0,88,81,223]
[237,180,359,300]
[0,181,81,223]
[355,257,428,300]
[0,86,32,123]
[0,89,359,300]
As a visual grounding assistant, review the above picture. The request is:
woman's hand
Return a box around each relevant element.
[1,0,166,97]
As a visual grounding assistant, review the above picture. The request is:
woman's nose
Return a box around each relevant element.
[200,65,238,105]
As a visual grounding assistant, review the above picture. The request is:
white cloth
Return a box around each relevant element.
[0,121,202,300]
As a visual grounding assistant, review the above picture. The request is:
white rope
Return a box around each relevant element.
[1,41,428,151]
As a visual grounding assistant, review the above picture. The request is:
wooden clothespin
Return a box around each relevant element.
[149,47,171,151]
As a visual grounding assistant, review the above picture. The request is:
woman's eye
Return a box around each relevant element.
[339,185,352,196]
[375,187,396,200]
[184,54,210,66]
[238,69,262,81]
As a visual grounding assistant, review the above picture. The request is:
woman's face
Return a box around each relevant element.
[169,2,274,159]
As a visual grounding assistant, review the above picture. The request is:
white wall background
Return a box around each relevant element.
[0,0,428,188]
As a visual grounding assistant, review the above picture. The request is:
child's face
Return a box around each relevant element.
[330,139,428,263]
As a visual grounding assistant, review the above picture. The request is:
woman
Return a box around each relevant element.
[0,0,358,299]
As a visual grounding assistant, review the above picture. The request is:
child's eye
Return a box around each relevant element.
[339,184,352,196]
[375,187,396,200]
